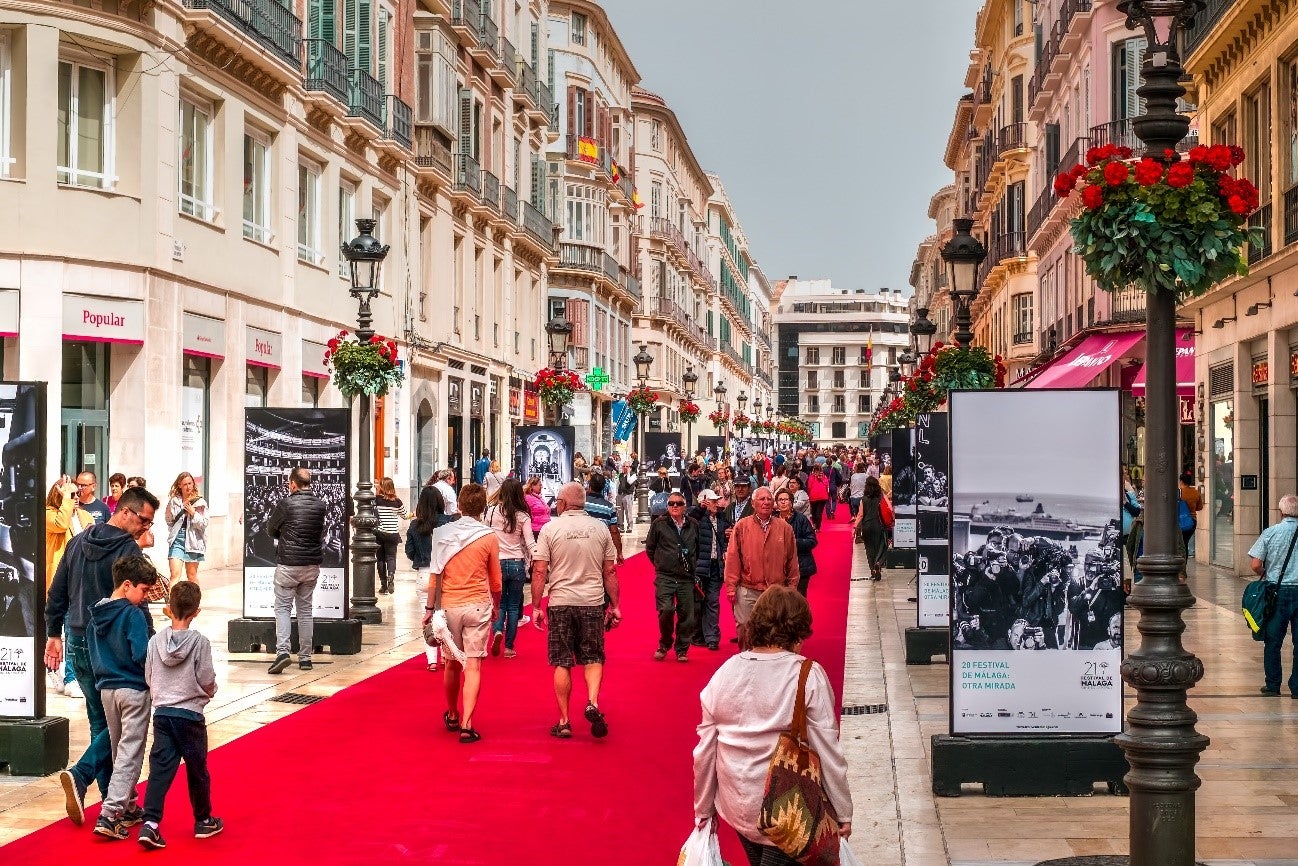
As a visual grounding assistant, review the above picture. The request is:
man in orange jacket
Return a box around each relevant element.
[723,487,799,644]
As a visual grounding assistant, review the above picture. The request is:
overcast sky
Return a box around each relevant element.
[598,0,980,294]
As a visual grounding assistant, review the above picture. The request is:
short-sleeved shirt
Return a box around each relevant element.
[533,510,616,607]
[81,498,112,525]
[1248,517,1298,586]
[583,494,618,528]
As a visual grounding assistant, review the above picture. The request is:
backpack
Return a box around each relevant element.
[1176,497,1195,532]
[649,490,669,517]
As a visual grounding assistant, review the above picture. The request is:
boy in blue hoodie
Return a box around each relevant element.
[137,581,222,848]
[88,555,158,840]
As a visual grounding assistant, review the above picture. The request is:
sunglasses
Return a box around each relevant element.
[123,507,154,528]
[667,501,686,506]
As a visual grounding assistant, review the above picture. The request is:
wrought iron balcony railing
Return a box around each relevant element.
[481,170,501,211]
[347,68,385,129]
[183,0,302,69]
[997,121,1027,155]
[303,39,349,106]
[455,153,482,197]
[1248,201,1272,264]
[384,94,412,149]
[503,186,519,225]
[521,200,555,250]
[1183,0,1234,59]
[1284,183,1298,247]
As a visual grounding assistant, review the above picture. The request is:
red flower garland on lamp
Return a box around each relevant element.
[731,412,751,434]
[626,385,659,414]
[678,400,701,423]
[534,367,584,407]
[324,330,405,399]
[708,408,729,429]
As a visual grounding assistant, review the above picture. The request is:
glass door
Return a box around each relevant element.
[61,411,109,492]
[61,341,111,494]
[1210,398,1235,567]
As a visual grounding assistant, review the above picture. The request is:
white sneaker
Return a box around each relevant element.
[518,615,531,627]
[63,680,84,700]
[46,669,65,696]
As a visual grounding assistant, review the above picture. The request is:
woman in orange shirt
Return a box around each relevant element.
[422,484,502,744]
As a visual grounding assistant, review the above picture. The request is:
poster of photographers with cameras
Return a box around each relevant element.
[948,390,1123,736]
[0,384,45,718]
[915,413,951,628]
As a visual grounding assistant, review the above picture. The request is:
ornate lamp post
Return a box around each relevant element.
[544,314,572,427]
[941,218,986,349]
[341,218,390,625]
[682,366,698,460]
[1111,4,1209,866]
[911,306,938,355]
[713,380,728,462]
[633,344,654,523]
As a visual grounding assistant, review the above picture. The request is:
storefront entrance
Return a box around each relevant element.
[61,341,110,493]
[1210,397,1235,567]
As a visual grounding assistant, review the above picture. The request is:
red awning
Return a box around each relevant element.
[1025,330,1146,390]
[1131,328,1196,397]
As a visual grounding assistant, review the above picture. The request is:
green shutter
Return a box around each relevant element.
[310,0,335,42]
[343,0,357,62]
[530,21,539,66]
[357,0,373,73]
[459,89,473,159]
[377,9,388,90]
[530,155,543,210]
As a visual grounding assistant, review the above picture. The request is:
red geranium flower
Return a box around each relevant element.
[1166,162,1195,189]
[1187,145,1209,164]
[1164,148,1178,160]
[1082,185,1105,209]
[1229,145,1246,166]
[1134,158,1164,186]
[1054,172,1078,197]
[1206,145,1233,172]
[1228,195,1249,215]
[1103,162,1129,186]
[1116,146,1133,159]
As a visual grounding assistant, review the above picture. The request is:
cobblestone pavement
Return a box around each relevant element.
[4,528,1297,864]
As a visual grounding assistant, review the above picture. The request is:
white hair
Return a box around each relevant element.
[1280,494,1298,518]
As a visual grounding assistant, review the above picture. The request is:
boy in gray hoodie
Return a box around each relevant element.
[137,581,222,849]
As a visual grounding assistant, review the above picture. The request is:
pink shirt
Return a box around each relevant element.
[526,493,552,532]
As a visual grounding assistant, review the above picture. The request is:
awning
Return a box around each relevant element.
[1025,330,1146,389]
[1131,328,1195,397]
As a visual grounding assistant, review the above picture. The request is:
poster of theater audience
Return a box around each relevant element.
[915,412,951,628]
[243,409,351,620]
[696,436,726,465]
[948,390,1123,736]
[514,426,575,506]
[0,383,45,718]
[891,427,917,548]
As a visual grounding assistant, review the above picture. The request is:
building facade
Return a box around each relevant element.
[774,279,911,444]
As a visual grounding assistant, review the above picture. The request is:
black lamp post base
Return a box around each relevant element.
[931,734,1128,797]
[226,617,364,655]
[904,627,948,665]
[0,716,69,776]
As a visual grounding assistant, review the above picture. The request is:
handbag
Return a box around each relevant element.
[758,658,840,866]
[1243,524,1298,640]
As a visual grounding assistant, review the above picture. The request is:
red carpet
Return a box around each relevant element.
[3,510,855,865]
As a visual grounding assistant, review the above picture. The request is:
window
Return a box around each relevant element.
[57,58,113,189]
[415,28,457,135]
[831,346,846,365]
[570,12,586,45]
[1012,293,1034,343]
[650,119,662,151]
[243,132,271,243]
[1244,82,1272,201]
[245,365,269,408]
[805,347,820,364]
[831,421,846,439]
[0,34,11,178]
[1286,57,1298,189]
[833,370,845,389]
[181,356,211,492]
[807,370,818,389]
[338,182,356,277]
[858,394,870,413]
[859,346,870,365]
[1112,38,1147,120]
[565,183,606,243]
[297,161,323,264]
[807,395,819,413]
[650,181,662,219]
[178,97,215,220]
[302,376,321,408]
[833,395,845,413]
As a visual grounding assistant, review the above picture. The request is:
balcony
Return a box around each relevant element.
[975,231,1028,289]
[997,122,1028,156]
[1027,135,1089,242]
[471,10,499,65]
[1012,330,1034,345]
[1101,287,1148,325]
[181,0,302,73]
[503,186,519,225]
[650,295,713,351]
[482,170,501,211]
[515,60,538,110]
[493,35,518,85]
[1027,0,1092,115]
[383,94,412,149]
[1249,202,1273,265]
[455,153,482,198]
[303,39,349,107]
[346,68,385,130]
[1183,0,1234,59]
[1090,119,1200,158]
[521,201,555,251]
[1284,183,1298,247]
[414,126,453,176]
[451,0,480,43]
[556,243,629,300]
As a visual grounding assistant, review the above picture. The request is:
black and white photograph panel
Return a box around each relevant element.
[515,427,575,505]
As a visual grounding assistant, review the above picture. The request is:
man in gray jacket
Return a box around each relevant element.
[266,467,327,674]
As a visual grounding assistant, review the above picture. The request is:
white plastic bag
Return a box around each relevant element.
[677,822,724,866]
[839,839,863,866]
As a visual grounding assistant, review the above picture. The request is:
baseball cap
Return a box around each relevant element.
[733,477,752,487]
[700,489,722,502]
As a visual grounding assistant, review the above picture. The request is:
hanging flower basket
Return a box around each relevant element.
[1057,142,1263,297]
[626,385,659,415]
[679,400,700,423]
[732,412,751,434]
[534,368,584,407]
[325,330,405,399]
[708,409,729,429]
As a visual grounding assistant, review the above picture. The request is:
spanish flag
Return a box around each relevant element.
[633,191,645,210]
[577,136,599,164]
[611,161,623,183]
[865,338,873,368]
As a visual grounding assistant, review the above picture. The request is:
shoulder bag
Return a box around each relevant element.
[759,658,841,866]
[1243,524,1298,640]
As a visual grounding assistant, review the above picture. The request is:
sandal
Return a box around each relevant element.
[458,727,481,744]
[549,721,572,739]
[443,711,460,732]
[584,703,608,739]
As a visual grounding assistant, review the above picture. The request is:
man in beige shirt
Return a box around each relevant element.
[532,482,620,740]
[723,487,799,642]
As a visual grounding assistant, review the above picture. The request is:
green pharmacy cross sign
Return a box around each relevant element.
[585,367,611,391]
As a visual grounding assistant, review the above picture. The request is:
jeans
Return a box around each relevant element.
[849,496,862,519]
[66,631,112,797]
[693,559,723,646]
[274,564,319,660]
[619,493,636,531]
[143,714,212,824]
[101,687,151,819]
[655,575,696,654]
[491,559,527,649]
[1263,585,1298,694]
[376,534,399,588]
[826,492,838,519]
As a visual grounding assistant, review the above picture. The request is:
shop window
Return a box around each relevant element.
[245,365,269,408]
[181,355,211,491]
[302,376,321,408]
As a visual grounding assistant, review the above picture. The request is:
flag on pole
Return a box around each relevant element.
[865,338,873,368]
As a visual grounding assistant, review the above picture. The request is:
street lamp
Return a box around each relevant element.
[911,306,938,355]
[545,314,572,371]
[633,344,654,523]
[341,218,390,625]
[683,366,698,461]
[1109,5,1208,866]
[942,217,986,349]
[713,380,729,462]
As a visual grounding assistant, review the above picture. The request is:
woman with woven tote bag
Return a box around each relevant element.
[692,586,853,865]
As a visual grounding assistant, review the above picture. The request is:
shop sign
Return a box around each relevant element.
[1179,396,1195,424]
[0,290,18,337]
[303,340,330,379]
[246,326,282,369]
[1289,350,1298,379]
[509,387,521,416]
[1251,359,1269,386]
[470,383,484,419]
[448,377,463,415]
[523,391,539,423]
[62,294,145,343]
[183,313,225,359]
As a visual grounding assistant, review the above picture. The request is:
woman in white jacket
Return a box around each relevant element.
[693,585,852,865]
[165,472,209,584]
